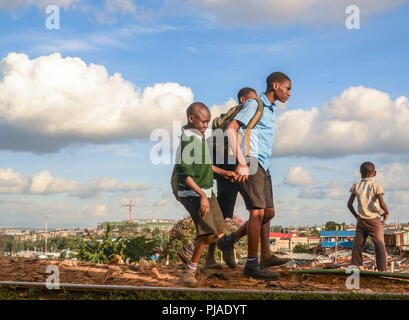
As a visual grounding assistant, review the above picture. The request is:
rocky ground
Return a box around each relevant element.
[0,256,408,294]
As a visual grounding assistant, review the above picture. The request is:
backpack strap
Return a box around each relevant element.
[245,98,264,156]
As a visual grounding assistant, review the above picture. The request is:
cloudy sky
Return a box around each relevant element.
[1,0,409,229]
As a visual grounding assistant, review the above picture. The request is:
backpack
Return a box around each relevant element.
[170,164,180,203]
[212,97,264,160]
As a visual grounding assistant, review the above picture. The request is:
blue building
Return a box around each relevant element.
[320,230,356,248]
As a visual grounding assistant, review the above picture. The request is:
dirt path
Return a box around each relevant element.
[1,257,408,294]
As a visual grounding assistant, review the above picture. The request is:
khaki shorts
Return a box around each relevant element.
[238,161,274,210]
[180,192,227,238]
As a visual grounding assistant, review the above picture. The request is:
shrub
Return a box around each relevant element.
[75,224,159,264]
[293,243,312,254]
[160,215,247,264]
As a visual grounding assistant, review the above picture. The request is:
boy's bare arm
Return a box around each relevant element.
[347,194,359,219]
[184,176,209,218]
[225,119,248,183]
[378,194,389,223]
[212,165,237,182]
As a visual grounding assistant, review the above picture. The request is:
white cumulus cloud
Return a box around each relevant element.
[186,0,408,27]
[0,168,150,198]
[0,52,193,153]
[273,86,409,158]
[0,0,80,10]
[283,166,314,186]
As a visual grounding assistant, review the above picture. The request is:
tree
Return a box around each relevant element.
[325,221,338,231]
[325,221,348,231]
[271,225,284,233]
[293,243,312,253]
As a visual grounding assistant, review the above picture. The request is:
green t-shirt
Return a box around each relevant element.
[175,127,214,193]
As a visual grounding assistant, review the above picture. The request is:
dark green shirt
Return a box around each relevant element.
[175,127,213,194]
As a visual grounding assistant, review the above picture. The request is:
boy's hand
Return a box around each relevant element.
[236,163,249,183]
[199,196,210,218]
[222,170,238,182]
[381,212,389,224]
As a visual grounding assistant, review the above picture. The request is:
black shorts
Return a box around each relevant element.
[214,164,243,219]
[238,161,274,211]
[179,192,227,238]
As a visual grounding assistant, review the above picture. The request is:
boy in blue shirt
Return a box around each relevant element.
[217,72,292,280]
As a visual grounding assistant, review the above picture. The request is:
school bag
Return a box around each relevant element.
[212,97,264,160]
[170,164,180,202]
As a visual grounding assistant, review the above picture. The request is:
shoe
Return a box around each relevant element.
[243,264,280,280]
[216,235,237,269]
[177,245,193,267]
[260,255,291,267]
[180,267,198,287]
[204,260,223,270]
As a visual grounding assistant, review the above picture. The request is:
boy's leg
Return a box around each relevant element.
[205,242,223,269]
[351,219,367,267]
[216,171,240,220]
[243,208,279,280]
[222,208,289,267]
[247,208,264,257]
[365,218,388,271]
[260,220,271,259]
[181,235,212,287]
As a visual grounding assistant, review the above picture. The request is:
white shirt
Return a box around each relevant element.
[350,177,384,219]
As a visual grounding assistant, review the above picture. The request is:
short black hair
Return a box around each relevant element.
[266,72,291,92]
[186,102,209,119]
[360,161,375,177]
[237,87,257,103]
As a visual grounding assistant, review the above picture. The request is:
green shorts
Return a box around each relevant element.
[180,192,227,238]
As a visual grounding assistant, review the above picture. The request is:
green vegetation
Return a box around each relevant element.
[75,224,160,264]
[325,221,347,231]
[161,215,247,264]
[0,234,82,255]
[293,243,313,254]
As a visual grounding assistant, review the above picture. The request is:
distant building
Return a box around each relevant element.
[269,233,320,253]
[320,230,356,249]
[97,219,176,233]
[384,229,409,255]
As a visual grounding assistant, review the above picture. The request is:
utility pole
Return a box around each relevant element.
[334,226,338,264]
[45,216,48,254]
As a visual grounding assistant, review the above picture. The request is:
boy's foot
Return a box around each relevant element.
[216,235,237,269]
[177,245,193,267]
[243,264,280,281]
[204,260,223,270]
[180,267,198,287]
[260,255,291,267]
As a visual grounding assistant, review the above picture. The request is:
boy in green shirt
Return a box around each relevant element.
[175,102,235,287]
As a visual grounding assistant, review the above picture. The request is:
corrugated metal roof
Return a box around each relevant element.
[269,232,298,238]
[320,231,356,237]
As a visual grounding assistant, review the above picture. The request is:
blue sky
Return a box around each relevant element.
[1,0,409,229]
